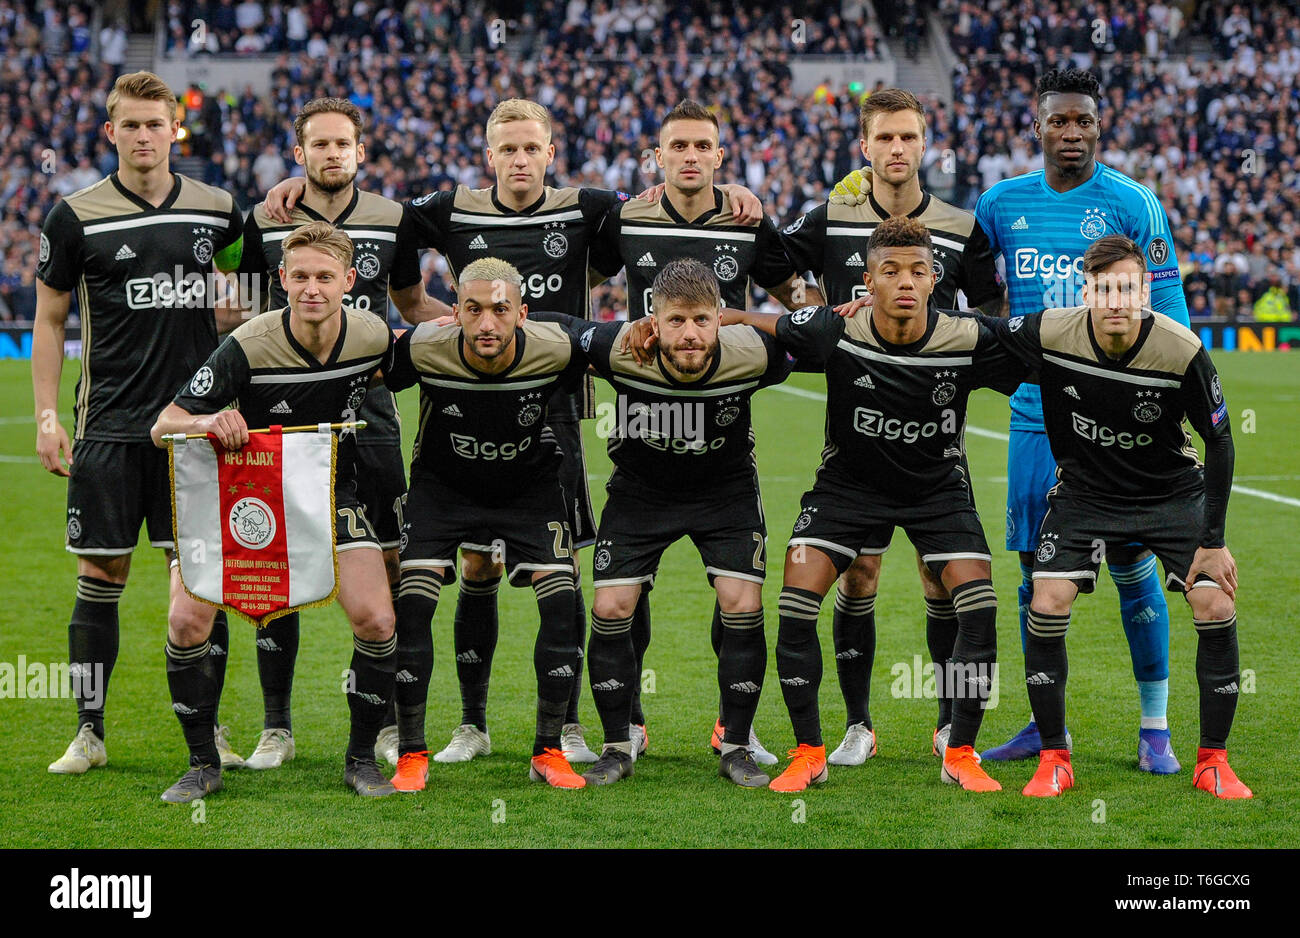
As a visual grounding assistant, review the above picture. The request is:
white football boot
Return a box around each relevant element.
[243,728,295,769]
[375,724,400,767]
[214,725,245,769]
[561,722,599,763]
[48,723,107,774]
[827,723,878,766]
[432,724,491,763]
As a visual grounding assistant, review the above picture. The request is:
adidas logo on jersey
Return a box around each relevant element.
[1025,672,1054,685]
[845,252,864,267]
[270,400,293,414]
[454,649,481,663]
[395,669,417,683]
[592,678,625,691]
[854,373,876,389]
[636,252,656,267]
[1064,385,1081,400]
[172,702,198,715]
[729,681,761,693]
[1011,216,1029,230]
[115,244,137,260]
[255,637,282,652]
[780,676,810,686]
[469,235,488,249]
[547,664,575,678]
[442,404,464,417]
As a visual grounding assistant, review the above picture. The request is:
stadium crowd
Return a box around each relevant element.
[2,0,1297,323]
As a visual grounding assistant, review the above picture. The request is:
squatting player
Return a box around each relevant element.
[266,98,763,765]
[34,71,246,777]
[782,88,1003,766]
[382,257,593,792]
[152,222,399,801]
[974,69,1192,769]
[723,217,1028,793]
[533,258,794,788]
[984,235,1250,800]
[237,97,444,772]
[589,99,821,762]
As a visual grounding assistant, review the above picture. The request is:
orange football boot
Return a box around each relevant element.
[529,748,587,789]
[1193,748,1253,799]
[390,752,428,793]
[1022,748,1074,797]
[769,744,828,792]
[942,745,1001,792]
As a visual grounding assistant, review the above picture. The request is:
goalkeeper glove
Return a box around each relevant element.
[829,166,873,205]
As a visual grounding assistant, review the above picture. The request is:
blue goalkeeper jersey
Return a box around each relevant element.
[975,162,1189,431]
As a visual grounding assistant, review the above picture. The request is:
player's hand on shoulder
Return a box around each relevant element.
[619,316,658,365]
[833,294,872,318]
[1185,546,1238,600]
[830,167,872,206]
[201,410,250,452]
[262,176,306,223]
[636,183,666,203]
[36,412,73,477]
[432,314,456,327]
[723,185,763,225]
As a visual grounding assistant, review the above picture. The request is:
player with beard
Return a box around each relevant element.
[264,99,765,771]
[589,100,820,762]
[529,259,793,787]
[235,98,445,771]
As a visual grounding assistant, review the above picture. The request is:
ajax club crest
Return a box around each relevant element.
[1080,208,1108,241]
[543,226,569,259]
[931,371,958,406]
[229,497,276,550]
[192,226,215,264]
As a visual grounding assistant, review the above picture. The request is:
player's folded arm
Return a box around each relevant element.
[1182,348,1235,548]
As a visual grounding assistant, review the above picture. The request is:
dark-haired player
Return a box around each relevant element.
[973,68,1190,770]
[982,235,1249,800]
[236,97,444,771]
[782,87,1003,765]
[589,99,821,762]
[723,216,1028,793]
[533,258,794,788]
[152,221,398,801]
[35,71,245,776]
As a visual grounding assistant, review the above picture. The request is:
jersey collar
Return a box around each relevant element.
[868,306,938,354]
[282,307,348,368]
[490,185,547,216]
[299,186,360,225]
[867,189,930,220]
[111,172,181,212]
[661,186,723,226]
[1086,308,1155,367]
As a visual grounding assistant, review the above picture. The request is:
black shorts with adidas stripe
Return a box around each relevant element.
[549,417,597,549]
[1032,482,1213,593]
[399,466,574,586]
[592,470,767,589]
[353,442,407,551]
[65,440,173,555]
[787,474,990,577]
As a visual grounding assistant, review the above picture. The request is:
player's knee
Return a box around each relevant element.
[593,593,637,621]
[168,607,213,647]
[1188,587,1235,623]
[461,551,503,581]
[840,555,879,595]
[351,604,396,642]
[1029,590,1073,618]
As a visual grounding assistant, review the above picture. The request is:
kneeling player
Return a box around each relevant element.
[152,221,399,800]
[724,217,1029,792]
[985,235,1250,799]
[382,258,591,791]
[534,259,793,786]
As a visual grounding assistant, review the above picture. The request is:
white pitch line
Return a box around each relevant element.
[770,385,1300,508]
[0,454,40,463]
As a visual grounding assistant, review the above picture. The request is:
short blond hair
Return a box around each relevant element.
[459,257,523,291]
[106,71,177,121]
[281,221,354,270]
[485,98,552,145]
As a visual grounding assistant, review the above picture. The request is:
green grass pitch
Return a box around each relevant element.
[0,353,1295,848]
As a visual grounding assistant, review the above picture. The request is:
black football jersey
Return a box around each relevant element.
[384,318,588,495]
[589,186,796,318]
[779,190,1000,309]
[774,305,1027,498]
[403,184,627,421]
[985,307,1233,544]
[545,314,792,492]
[172,307,393,493]
[37,172,244,441]
[238,188,421,448]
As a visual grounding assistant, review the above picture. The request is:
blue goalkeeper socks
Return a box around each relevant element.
[1110,555,1171,727]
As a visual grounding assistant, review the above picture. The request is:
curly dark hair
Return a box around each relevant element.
[1036,68,1102,111]
[866,215,932,264]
